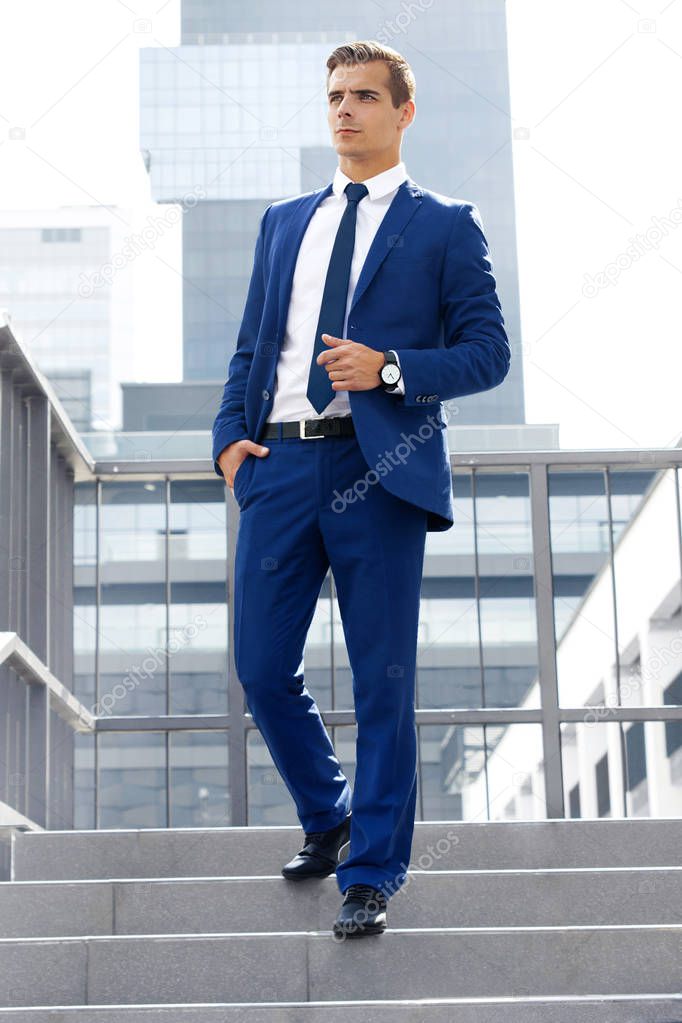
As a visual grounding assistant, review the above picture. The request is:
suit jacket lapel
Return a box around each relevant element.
[275,175,423,342]
[349,177,423,317]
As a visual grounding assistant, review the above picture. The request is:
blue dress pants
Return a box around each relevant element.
[232,426,427,899]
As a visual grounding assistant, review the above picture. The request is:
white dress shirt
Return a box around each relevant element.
[267,159,407,423]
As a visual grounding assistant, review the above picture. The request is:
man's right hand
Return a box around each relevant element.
[217,439,270,490]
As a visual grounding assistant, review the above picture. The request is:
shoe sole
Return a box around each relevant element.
[281,868,334,880]
[332,921,386,938]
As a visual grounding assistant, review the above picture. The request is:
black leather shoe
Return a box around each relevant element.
[332,883,388,938]
[281,811,352,880]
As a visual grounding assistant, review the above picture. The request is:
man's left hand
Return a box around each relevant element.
[318,334,384,391]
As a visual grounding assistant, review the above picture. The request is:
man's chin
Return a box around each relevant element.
[335,139,365,155]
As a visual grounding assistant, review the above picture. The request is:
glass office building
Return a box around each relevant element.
[140,0,525,426]
[0,208,136,432]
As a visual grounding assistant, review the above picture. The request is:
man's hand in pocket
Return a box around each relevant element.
[217,439,270,490]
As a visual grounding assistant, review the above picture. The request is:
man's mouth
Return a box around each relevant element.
[337,128,360,133]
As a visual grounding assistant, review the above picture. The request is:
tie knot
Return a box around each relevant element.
[344,182,369,205]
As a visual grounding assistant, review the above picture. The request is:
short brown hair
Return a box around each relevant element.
[326,41,416,109]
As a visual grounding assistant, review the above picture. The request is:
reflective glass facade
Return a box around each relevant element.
[71,461,682,829]
[0,223,112,431]
[140,1,525,424]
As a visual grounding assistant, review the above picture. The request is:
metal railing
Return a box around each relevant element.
[3,313,682,828]
[90,449,682,824]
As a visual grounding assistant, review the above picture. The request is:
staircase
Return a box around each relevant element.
[1,818,682,1020]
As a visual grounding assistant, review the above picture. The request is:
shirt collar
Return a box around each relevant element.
[332,160,408,201]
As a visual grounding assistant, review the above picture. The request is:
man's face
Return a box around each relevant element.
[326,60,413,160]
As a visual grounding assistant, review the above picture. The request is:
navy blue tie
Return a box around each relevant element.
[306,181,369,413]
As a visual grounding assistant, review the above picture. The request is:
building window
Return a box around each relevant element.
[664,671,682,758]
[625,721,647,791]
[41,227,82,243]
[595,752,611,817]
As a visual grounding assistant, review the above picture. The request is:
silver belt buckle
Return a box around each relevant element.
[300,419,325,439]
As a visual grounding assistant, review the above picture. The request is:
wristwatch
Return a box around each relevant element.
[379,350,402,391]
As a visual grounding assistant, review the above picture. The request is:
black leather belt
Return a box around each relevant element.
[263,417,356,440]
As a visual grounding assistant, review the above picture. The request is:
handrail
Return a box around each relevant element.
[0,632,94,733]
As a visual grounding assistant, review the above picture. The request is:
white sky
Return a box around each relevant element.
[1,0,681,450]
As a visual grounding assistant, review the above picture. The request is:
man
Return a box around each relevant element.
[212,40,510,939]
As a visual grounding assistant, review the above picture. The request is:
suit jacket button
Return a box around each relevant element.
[262,389,270,400]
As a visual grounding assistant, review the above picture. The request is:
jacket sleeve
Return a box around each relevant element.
[392,201,511,408]
[212,203,273,477]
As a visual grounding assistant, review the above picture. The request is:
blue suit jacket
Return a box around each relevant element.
[211,176,511,531]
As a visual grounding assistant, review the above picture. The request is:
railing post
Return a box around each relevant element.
[25,394,51,828]
[529,462,565,817]
[227,496,248,826]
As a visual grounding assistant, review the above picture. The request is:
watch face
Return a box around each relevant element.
[381,363,401,385]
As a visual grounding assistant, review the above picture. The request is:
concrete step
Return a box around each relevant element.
[1,995,682,1022]
[1,926,682,1007]
[0,868,680,938]
[11,819,682,881]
